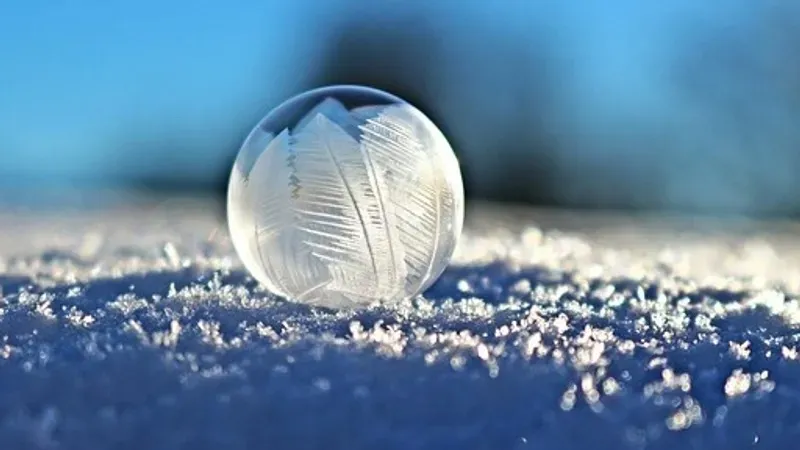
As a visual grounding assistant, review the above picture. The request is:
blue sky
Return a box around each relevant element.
[5,0,793,215]
[1,0,326,185]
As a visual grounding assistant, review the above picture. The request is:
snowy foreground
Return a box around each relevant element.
[3,196,800,449]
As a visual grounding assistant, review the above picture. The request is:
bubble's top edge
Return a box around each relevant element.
[296,84,406,104]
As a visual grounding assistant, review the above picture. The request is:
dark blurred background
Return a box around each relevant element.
[2,1,799,217]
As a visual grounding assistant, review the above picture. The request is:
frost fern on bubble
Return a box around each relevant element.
[230,96,463,308]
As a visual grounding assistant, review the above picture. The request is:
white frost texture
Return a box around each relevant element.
[227,98,464,308]
[4,199,800,449]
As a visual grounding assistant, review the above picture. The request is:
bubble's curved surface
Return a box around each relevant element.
[227,85,464,308]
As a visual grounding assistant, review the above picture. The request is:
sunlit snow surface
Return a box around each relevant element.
[3,196,800,449]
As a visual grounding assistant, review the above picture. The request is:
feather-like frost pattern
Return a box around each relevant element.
[228,96,462,308]
[290,109,406,303]
[249,130,327,300]
[357,105,453,293]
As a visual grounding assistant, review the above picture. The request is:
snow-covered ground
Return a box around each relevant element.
[2,195,800,449]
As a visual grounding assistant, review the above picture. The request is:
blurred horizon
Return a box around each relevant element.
[2,1,800,217]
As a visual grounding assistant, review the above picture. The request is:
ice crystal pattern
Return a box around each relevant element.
[228,98,464,308]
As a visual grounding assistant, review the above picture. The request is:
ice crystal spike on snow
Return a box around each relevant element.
[227,85,465,309]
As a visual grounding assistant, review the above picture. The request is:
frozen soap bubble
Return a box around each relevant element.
[227,85,464,309]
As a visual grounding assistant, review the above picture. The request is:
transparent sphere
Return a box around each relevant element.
[227,85,464,309]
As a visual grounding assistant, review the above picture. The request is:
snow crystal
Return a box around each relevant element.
[2,198,800,448]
